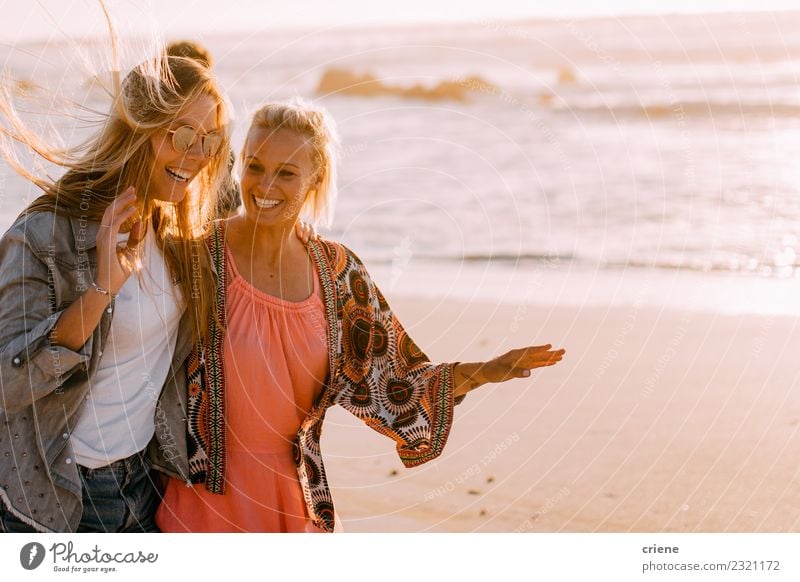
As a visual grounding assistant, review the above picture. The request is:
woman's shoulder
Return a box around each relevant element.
[312,237,369,274]
[312,237,391,312]
[2,208,74,249]
[0,210,84,274]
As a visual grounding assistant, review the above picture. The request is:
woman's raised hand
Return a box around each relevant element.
[49,187,147,351]
[453,344,565,398]
[95,186,146,295]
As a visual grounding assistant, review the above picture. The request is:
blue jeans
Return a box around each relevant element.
[0,450,160,533]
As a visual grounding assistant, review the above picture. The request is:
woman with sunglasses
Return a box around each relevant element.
[153,100,566,533]
[166,39,243,219]
[0,53,234,533]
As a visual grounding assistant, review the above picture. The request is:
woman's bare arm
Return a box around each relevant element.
[453,344,565,398]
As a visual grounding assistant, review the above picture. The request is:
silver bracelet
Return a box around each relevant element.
[90,282,112,297]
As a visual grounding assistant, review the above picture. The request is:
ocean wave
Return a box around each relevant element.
[457,252,573,264]
[357,250,797,278]
[356,251,573,266]
[583,257,795,277]
[550,101,800,119]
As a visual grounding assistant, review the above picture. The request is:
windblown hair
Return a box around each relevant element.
[166,40,213,69]
[246,99,339,227]
[0,53,231,342]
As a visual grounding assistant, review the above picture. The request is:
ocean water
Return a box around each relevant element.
[3,12,800,308]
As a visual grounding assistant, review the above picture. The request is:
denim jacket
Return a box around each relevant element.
[0,210,195,532]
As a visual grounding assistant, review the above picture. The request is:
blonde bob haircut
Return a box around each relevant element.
[245,99,339,228]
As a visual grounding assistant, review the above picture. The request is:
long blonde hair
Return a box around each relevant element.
[246,100,339,227]
[0,55,230,342]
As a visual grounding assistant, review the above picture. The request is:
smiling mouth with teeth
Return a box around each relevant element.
[166,167,192,182]
[253,197,282,209]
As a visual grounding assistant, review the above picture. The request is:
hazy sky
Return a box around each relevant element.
[3,0,800,44]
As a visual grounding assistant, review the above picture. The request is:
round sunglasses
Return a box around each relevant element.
[166,125,224,157]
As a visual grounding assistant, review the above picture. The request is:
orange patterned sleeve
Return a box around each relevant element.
[334,247,460,467]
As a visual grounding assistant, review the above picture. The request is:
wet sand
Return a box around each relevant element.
[322,298,800,532]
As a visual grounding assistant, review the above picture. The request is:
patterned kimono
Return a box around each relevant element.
[185,223,464,532]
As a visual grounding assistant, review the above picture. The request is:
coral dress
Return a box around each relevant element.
[156,245,329,532]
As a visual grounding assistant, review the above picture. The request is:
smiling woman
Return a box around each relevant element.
[152,100,566,533]
[150,95,225,203]
[0,51,232,532]
[240,128,325,230]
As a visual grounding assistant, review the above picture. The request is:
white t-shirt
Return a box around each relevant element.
[71,226,184,468]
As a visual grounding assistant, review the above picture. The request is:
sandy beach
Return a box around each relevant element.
[322,295,800,532]
[3,6,800,541]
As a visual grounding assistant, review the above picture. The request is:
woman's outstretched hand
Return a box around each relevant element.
[452,344,565,398]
